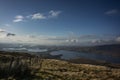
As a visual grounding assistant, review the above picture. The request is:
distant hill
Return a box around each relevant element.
[60,44,120,57]
[91,44,120,57]
[94,44,120,51]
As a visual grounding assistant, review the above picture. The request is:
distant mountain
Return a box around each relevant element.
[88,44,120,57]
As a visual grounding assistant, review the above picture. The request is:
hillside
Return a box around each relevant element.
[0,51,120,80]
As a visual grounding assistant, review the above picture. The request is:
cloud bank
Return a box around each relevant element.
[0,29,120,46]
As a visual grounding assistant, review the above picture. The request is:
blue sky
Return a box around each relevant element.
[0,0,120,45]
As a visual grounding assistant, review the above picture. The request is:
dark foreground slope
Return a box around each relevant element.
[0,51,120,80]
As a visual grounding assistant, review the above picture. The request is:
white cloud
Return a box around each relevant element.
[91,39,103,44]
[66,39,78,43]
[31,13,46,20]
[0,29,5,33]
[31,10,61,20]
[116,37,120,42]
[49,10,61,18]
[0,33,6,38]
[13,10,62,22]
[13,15,24,22]
[105,9,119,15]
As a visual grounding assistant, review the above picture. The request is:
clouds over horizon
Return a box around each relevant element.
[0,29,120,46]
[1,8,120,45]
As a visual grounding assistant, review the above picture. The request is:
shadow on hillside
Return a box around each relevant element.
[0,55,42,79]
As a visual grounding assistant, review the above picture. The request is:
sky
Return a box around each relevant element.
[0,0,120,46]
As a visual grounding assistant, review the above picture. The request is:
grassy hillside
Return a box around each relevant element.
[0,51,120,80]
